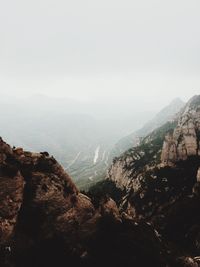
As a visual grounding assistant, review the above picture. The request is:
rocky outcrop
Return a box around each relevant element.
[0,171,24,246]
[105,96,200,266]
[107,120,177,194]
[99,197,121,221]
[0,137,167,267]
[0,137,96,253]
[0,138,25,246]
[108,96,200,215]
[107,154,143,190]
[161,95,200,165]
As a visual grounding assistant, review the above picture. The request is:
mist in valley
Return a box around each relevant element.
[1,0,200,186]
[1,1,200,266]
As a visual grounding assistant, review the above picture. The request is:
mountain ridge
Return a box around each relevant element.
[106,95,200,223]
[110,97,184,159]
[1,95,200,267]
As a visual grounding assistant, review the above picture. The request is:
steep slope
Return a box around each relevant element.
[105,95,200,265]
[108,121,177,190]
[82,98,184,190]
[111,98,184,157]
[161,95,200,165]
[108,95,200,220]
[0,137,95,247]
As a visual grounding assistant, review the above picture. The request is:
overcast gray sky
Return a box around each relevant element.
[0,0,200,110]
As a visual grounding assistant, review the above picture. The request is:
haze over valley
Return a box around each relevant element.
[0,93,166,187]
[1,1,200,266]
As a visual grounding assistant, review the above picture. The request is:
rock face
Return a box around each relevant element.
[99,197,121,221]
[0,137,95,259]
[108,120,177,193]
[0,138,25,246]
[0,137,167,267]
[161,95,200,165]
[0,171,24,246]
[108,96,200,212]
[105,95,200,266]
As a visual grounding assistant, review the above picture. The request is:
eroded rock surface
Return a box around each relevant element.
[0,137,96,259]
[0,137,167,267]
[107,96,200,220]
[161,95,200,165]
[105,96,200,266]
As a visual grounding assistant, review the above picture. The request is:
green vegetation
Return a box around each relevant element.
[120,120,177,169]
[130,155,200,218]
[76,173,106,191]
[140,120,177,160]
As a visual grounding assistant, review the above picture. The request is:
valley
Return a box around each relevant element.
[1,95,200,267]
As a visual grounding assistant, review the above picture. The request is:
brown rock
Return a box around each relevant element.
[0,137,94,248]
[13,148,24,156]
[99,197,121,221]
[197,168,200,182]
[0,171,25,245]
[161,98,200,165]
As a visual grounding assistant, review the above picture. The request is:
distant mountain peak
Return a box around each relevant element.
[185,94,200,109]
[169,97,184,105]
[153,97,184,121]
[111,97,185,158]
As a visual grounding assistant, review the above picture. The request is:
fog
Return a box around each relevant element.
[0,0,200,115]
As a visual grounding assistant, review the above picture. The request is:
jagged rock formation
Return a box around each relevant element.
[0,137,167,267]
[0,139,25,246]
[0,137,96,245]
[161,95,200,165]
[108,97,186,193]
[106,96,200,266]
[108,121,177,192]
[0,138,96,266]
[108,96,200,214]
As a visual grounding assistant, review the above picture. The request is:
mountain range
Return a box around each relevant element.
[1,95,200,267]
[0,95,181,189]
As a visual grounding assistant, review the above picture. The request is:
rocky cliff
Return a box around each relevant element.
[108,95,200,200]
[108,120,177,192]
[0,137,167,267]
[106,96,200,266]
[161,95,200,165]
[0,138,96,266]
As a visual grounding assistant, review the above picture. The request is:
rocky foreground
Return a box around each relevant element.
[1,96,200,267]
[0,137,165,267]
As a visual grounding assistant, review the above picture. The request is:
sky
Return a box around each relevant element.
[0,0,200,111]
